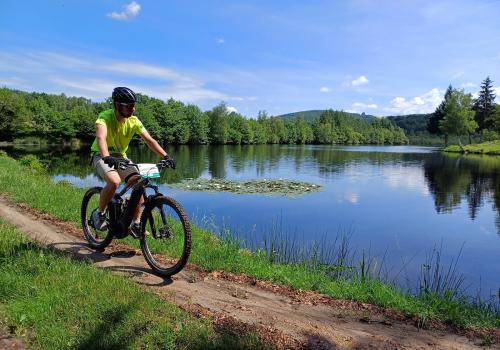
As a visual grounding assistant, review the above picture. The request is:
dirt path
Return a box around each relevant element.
[0,196,497,350]
[0,325,28,350]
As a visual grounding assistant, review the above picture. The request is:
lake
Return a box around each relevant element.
[4,144,500,299]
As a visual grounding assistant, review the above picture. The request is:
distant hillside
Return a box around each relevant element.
[386,114,431,134]
[278,110,377,122]
[278,110,433,136]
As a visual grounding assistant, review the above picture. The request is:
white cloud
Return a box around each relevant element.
[336,192,359,204]
[49,78,117,98]
[142,85,228,102]
[126,1,141,15]
[227,106,238,113]
[216,38,225,44]
[353,102,377,109]
[383,166,430,197]
[0,50,233,103]
[383,88,444,115]
[0,76,26,88]
[319,86,330,92]
[348,102,378,113]
[108,1,141,21]
[101,62,192,85]
[351,75,369,86]
[460,82,477,88]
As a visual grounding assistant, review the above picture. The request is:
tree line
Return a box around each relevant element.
[427,76,500,145]
[0,87,408,145]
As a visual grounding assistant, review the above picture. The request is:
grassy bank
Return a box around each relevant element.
[0,220,265,349]
[0,154,498,329]
[443,140,500,155]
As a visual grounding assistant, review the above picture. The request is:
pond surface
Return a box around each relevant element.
[4,144,500,299]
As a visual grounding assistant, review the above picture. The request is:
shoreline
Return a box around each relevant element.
[0,153,498,329]
[443,140,500,155]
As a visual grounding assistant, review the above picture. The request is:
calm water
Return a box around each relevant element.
[4,144,500,298]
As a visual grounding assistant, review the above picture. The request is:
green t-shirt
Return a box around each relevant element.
[90,109,146,157]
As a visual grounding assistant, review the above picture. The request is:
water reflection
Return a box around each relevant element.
[3,143,499,296]
[423,153,500,235]
[5,144,500,234]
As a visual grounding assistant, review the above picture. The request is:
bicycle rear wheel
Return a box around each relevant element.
[140,196,192,277]
[81,187,113,250]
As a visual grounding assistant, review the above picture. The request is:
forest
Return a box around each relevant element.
[0,87,408,145]
[387,77,500,146]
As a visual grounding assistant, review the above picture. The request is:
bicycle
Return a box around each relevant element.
[81,160,192,277]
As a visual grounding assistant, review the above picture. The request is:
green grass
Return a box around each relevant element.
[0,154,498,329]
[0,219,267,349]
[443,140,500,155]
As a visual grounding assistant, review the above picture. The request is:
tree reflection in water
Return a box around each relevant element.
[423,153,500,236]
[4,144,500,236]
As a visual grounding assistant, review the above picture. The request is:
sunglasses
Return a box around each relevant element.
[118,102,136,108]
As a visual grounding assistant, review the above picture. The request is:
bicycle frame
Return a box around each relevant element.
[107,170,163,238]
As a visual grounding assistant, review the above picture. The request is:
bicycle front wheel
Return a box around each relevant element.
[140,196,192,277]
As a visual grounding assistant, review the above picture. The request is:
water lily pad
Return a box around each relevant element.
[170,178,321,196]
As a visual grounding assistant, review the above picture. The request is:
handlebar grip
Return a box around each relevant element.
[117,159,132,170]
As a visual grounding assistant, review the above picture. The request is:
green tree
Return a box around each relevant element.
[428,85,453,136]
[473,76,496,131]
[265,116,287,143]
[186,105,209,144]
[0,88,28,140]
[207,102,229,144]
[249,118,267,144]
[163,98,191,144]
[293,115,314,144]
[313,110,337,144]
[255,111,270,143]
[494,104,500,132]
[439,89,477,146]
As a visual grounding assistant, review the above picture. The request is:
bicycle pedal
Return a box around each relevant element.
[129,223,143,238]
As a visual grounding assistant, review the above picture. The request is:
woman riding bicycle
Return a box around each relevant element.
[90,86,175,234]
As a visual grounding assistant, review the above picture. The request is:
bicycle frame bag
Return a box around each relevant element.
[137,163,160,178]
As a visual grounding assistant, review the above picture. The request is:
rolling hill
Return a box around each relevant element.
[277,110,377,122]
[277,109,431,135]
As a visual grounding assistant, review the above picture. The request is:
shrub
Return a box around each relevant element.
[482,130,500,141]
[18,155,46,172]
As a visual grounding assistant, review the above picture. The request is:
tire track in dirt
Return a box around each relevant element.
[0,196,497,350]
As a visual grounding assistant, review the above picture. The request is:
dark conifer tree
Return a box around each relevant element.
[427,85,453,135]
[473,76,496,130]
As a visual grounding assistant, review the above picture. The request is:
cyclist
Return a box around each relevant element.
[90,86,175,233]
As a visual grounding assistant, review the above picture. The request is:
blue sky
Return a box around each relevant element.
[1,0,499,117]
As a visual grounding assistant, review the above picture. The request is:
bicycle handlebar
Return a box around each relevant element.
[115,159,172,171]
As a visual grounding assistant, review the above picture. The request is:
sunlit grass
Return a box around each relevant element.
[443,140,500,155]
[0,219,266,349]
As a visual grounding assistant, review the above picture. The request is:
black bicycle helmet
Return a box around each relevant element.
[112,87,138,103]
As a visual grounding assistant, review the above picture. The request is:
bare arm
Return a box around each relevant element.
[96,124,110,157]
[140,130,167,157]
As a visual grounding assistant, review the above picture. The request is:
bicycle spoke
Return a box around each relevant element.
[140,196,191,277]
